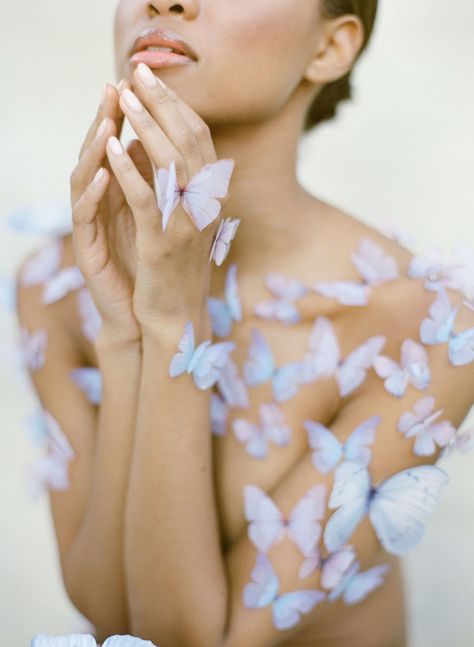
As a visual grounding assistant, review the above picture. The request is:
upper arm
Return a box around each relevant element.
[221,287,474,647]
[15,242,98,578]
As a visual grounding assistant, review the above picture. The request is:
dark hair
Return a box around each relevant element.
[303,0,378,132]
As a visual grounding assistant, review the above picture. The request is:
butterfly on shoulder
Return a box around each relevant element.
[208,263,242,338]
[233,402,292,459]
[253,273,308,325]
[397,396,456,457]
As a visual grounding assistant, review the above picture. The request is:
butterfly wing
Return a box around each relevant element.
[272,590,325,630]
[313,281,370,306]
[102,635,158,646]
[42,266,85,305]
[343,415,380,466]
[233,419,268,458]
[259,403,291,447]
[208,297,232,337]
[449,327,474,366]
[373,355,408,398]
[351,238,399,286]
[156,161,181,231]
[244,485,284,552]
[21,240,63,286]
[419,287,458,345]
[31,634,98,646]
[210,393,228,436]
[225,263,243,323]
[183,159,235,231]
[210,218,240,266]
[320,546,356,591]
[192,341,235,390]
[77,287,102,343]
[287,484,326,556]
[336,335,386,398]
[70,367,102,405]
[304,420,342,474]
[342,563,391,605]
[243,329,275,386]
[272,361,304,403]
[243,552,280,609]
[401,339,431,390]
[169,321,196,377]
[369,464,449,554]
[216,357,250,408]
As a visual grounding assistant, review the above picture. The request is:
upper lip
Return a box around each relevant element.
[130,28,198,61]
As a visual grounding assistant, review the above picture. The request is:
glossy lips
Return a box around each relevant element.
[129,28,197,68]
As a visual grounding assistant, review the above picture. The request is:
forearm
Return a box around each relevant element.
[125,317,228,647]
[64,329,141,637]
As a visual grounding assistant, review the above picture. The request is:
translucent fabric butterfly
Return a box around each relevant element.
[300,316,386,398]
[31,634,157,646]
[169,321,235,390]
[70,367,102,406]
[243,329,305,402]
[298,544,356,584]
[243,552,326,630]
[327,560,391,606]
[6,200,72,236]
[408,247,468,293]
[42,266,85,305]
[211,392,228,436]
[20,326,48,372]
[419,286,474,366]
[208,263,242,338]
[439,425,474,460]
[304,415,380,474]
[244,483,326,556]
[20,239,63,287]
[155,158,235,232]
[373,338,431,398]
[233,403,292,459]
[209,217,241,266]
[314,238,399,306]
[216,356,250,409]
[397,396,456,456]
[254,274,308,325]
[77,287,102,343]
[323,460,449,555]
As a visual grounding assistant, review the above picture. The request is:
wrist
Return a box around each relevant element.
[140,308,212,348]
[95,325,142,355]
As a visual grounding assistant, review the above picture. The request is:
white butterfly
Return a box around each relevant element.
[254,274,308,325]
[373,338,431,398]
[169,321,235,390]
[42,266,85,305]
[233,403,292,459]
[209,217,241,266]
[304,415,380,474]
[398,396,456,457]
[323,461,449,555]
[408,247,468,293]
[216,356,250,409]
[439,426,474,460]
[155,158,235,231]
[31,634,157,646]
[70,367,102,406]
[244,483,326,556]
[208,263,242,337]
[327,559,390,606]
[298,545,356,586]
[243,552,326,630]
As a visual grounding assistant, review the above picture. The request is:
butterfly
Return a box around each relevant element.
[408,247,468,293]
[31,633,157,646]
[373,338,431,398]
[233,403,292,459]
[77,287,102,343]
[42,266,85,305]
[216,356,250,409]
[211,392,228,436]
[243,552,326,630]
[6,200,72,236]
[20,239,63,286]
[155,158,235,232]
[314,238,399,306]
[254,274,308,324]
[298,545,356,586]
[209,217,241,266]
[243,329,305,402]
[208,263,242,337]
[20,326,48,372]
[300,316,386,398]
[327,560,391,606]
[70,367,102,406]
[439,426,474,460]
[397,396,456,457]
[304,415,380,474]
[244,483,326,556]
[323,460,449,555]
[169,321,235,390]
[419,286,474,366]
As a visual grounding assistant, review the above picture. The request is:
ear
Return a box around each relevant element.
[304,15,365,85]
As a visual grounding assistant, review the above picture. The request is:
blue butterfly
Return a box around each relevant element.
[208,263,242,337]
[70,367,102,405]
[327,560,390,606]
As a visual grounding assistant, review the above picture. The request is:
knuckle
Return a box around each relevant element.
[177,132,198,157]
[192,122,211,141]
[133,186,156,210]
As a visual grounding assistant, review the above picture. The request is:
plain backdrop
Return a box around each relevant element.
[1,1,473,645]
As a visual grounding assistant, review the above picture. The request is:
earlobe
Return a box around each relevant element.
[304,16,365,86]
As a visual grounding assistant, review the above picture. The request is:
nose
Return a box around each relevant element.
[146,0,200,19]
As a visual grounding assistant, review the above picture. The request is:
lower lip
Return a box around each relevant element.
[129,51,194,68]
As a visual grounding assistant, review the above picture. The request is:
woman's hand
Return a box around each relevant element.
[104,64,227,335]
[70,81,154,346]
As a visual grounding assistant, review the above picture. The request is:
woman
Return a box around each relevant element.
[18,1,474,646]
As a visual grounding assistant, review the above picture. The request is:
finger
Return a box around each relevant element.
[127,139,155,189]
[72,166,110,251]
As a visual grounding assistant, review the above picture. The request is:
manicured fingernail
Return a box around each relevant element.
[95,118,108,141]
[121,88,143,112]
[108,136,124,155]
[117,78,127,93]
[137,63,158,88]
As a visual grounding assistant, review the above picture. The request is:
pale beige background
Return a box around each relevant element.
[1,1,473,645]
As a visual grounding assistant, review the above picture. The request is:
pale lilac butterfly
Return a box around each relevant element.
[243,328,305,402]
[20,239,63,286]
[244,483,326,556]
[254,274,308,325]
[304,415,380,474]
[323,460,449,555]
[314,238,399,306]
[439,426,474,460]
[408,247,468,292]
[42,266,85,305]
[373,339,431,398]
[233,403,291,459]
[211,392,228,436]
[209,217,241,266]
[243,552,326,630]
[70,367,102,406]
[169,320,235,390]
[397,396,456,457]
[208,263,242,338]
[155,158,235,232]
[20,326,48,372]
[300,316,386,398]
[299,545,356,585]
[327,559,390,606]
[77,287,102,343]
[419,286,474,366]
[31,634,157,646]
[216,356,249,409]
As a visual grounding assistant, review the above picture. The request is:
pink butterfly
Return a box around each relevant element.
[42,266,85,305]
[155,158,235,231]
[209,217,241,266]
[299,545,356,585]
[300,316,386,398]
[76,287,102,343]
[233,403,292,459]
[254,274,308,324]
[216,356,250,409]
[20,326,48,372]
[244,483,326,556]
[314,238,399,306]
[20,239,63,286]
[373,339,431,398]
[397,396,456,456]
